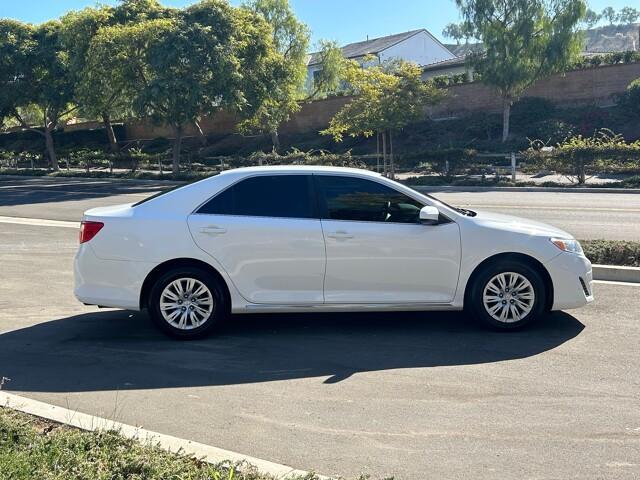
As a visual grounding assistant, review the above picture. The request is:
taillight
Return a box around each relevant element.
[79,221,104,244]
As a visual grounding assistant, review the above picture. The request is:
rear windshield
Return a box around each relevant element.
[132,184,188,207]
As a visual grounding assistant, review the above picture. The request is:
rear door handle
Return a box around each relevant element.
[200,226,227,235]
[327,231,353,240]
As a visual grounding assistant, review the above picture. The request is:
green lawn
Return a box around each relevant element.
[0,408,318,480]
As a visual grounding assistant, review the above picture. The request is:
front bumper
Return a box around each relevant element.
[544,252,594,310]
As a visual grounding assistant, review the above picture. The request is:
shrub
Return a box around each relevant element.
[618,78,640,118]
[523,129,640,184]
[511,97,556,128]
[422,148,478,176]
[581,240,640,267]
[571,51,640,70]
[526,119,575,145]
[247,148,364,168]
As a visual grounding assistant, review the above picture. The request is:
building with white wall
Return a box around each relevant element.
[306,29,457,88]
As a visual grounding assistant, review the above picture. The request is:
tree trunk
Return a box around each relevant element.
[501,97,512,143]
[44,127,59,172]
[102,113,119,153]
[578,157,586,184]
[389,130,395,180]
[271,129,280,153]
[172,126,183,174]
[376,131,380,173]
[381,130,388,176]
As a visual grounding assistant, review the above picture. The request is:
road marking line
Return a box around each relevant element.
[457,205,640,212]
[0,187,152,197]
[0,391,326,480]
[0,181,114,189]
[593,280,640,287]
[0,216,78,229]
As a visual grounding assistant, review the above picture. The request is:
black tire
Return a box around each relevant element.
[148,266,227,339]
[466,259,546,330]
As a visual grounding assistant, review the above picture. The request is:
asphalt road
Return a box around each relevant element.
[1,176,639,240]
[0,175,639,479]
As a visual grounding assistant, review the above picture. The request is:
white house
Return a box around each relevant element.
[306,29,457,88]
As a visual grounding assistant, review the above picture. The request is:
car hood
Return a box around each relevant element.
[469,209,574,238]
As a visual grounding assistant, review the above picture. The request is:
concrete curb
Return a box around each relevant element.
[412,185,640,194]
[592,264,640,283]
[0,391,328,480]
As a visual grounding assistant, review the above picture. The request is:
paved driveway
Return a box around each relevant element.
[1,175,639,478]
[0,219,638,479]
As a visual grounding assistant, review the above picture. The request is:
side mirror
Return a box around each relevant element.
[419,206,440,225]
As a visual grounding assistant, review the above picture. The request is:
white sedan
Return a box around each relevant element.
[74,166,593,339]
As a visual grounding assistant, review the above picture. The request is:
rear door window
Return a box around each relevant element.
[197,174,315,219]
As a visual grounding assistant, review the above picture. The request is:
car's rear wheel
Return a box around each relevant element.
[148,267,227,339]
[467,260,546,330]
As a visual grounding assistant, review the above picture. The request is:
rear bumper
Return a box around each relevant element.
[545,252,594,310]
[74,244,154,310]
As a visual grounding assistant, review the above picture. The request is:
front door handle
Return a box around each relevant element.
[327,230,353,240]
[200,225,227,235]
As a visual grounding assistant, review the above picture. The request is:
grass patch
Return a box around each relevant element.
[581,240,640,267]
[0,408,317,480]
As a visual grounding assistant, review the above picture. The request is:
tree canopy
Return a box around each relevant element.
[454,0,586,141]
[238,0,310,150]
[322,59,444,177]
[0,20,76,170]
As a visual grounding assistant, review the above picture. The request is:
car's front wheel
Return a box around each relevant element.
[467,260,546,330]
[148,267,227,339]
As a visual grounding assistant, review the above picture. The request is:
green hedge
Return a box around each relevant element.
[582,240,640,267]
[523,129,640,183]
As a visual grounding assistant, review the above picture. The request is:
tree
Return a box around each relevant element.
[455,0,586,142]
[583,8,601,27]
[240,0,309,150]
[61,1,172,154]
[442,23,469,44]
[0,20,34,130]
[0,20,76,170]
[321,60,444,178]
[61,6,122,152]
[619,7,639,24]
[304,40,347,99]
[619,78,640,118]
[103,1,276,173]
[112,0,170,23]
[601,6,619,24]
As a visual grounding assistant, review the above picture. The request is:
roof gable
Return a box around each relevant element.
[308,29,428,66]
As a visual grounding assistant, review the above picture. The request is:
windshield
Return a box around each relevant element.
[407,186,477,217]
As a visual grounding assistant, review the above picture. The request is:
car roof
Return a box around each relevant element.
[217,165,382,178]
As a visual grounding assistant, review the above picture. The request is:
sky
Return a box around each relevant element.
[0,0,635,48]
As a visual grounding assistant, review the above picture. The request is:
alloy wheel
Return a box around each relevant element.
[482,272,535,323]
[159,277,214,330]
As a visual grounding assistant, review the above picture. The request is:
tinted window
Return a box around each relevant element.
[198,175,314,219]
[316,175,424,223]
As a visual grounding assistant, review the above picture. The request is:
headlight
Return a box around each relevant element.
[550,237,583,255]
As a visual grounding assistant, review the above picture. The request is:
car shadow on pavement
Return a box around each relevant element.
[0,309,584,393]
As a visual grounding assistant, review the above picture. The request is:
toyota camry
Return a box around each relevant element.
[74,166,593,339]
